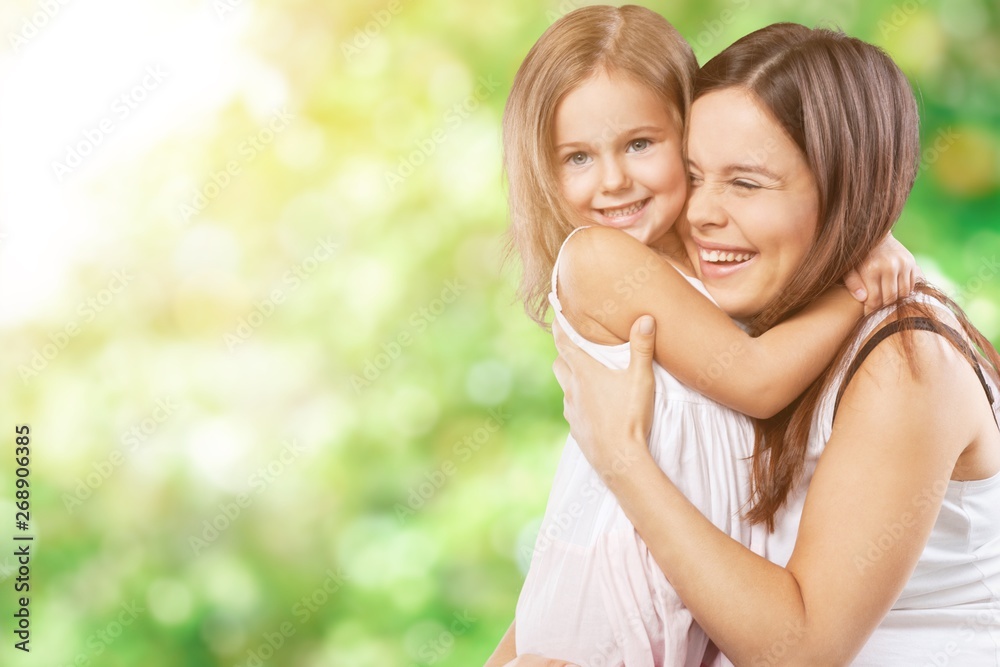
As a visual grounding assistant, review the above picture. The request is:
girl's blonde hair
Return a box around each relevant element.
[502,5,696,326]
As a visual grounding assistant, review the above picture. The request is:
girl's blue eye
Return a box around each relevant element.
[568,152,589,165]
[628,139,651,152]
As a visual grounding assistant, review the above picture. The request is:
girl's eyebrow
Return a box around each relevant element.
[619,124,665,135]
[555,140,589,151]
[556,124,666,151]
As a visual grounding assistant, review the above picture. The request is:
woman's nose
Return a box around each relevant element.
[685,183,726,229]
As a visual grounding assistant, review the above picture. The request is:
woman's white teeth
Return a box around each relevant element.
[602,199,646,218]
[700,248,754,263]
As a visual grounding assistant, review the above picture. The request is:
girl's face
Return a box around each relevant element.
[681,87,820,321]
[553,70,687,247]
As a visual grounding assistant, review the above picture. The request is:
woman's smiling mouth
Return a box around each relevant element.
[699,248,756,263]
[693,240,758,279]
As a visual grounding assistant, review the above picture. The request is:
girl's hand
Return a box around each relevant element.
[552,315,657,481]
[843,232,922,314]
[503,657,580,667]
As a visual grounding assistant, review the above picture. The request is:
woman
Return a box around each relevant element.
[522,24,1000,666]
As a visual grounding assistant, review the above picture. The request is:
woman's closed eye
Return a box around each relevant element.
[688,172,703,187]
[732,179,761,192]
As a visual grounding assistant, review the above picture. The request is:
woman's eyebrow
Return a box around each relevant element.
[724,163,780,179]
[685,159,779,180]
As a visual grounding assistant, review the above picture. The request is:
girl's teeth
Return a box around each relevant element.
[700,249,755,263]
[603,199,646,218]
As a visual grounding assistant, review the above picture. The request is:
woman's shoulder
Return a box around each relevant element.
[834,293,993,416]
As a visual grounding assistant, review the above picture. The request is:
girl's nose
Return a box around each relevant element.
[600,157,630,194]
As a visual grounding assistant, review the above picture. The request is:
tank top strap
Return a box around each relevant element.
[832,316,997,426]
[548,226,594,314]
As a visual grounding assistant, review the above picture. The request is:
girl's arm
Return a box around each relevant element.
[484,621,516,666]
[556,226,909,418]
[552,316,982,665]
[843,232,922,314]
[485,623,580,667]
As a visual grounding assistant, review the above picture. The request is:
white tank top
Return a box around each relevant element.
[766,296,1000,665]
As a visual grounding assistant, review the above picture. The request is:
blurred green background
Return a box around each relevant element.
[0,0,997,664]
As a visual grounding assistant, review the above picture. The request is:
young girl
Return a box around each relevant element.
[492,6,918,666]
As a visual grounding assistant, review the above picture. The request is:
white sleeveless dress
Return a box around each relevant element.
[764,295,1000,665]
[515,228,764,667]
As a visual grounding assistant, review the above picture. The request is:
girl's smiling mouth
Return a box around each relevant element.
[596,198,650,226]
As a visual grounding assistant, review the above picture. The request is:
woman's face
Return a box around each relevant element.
[680,87,820,321]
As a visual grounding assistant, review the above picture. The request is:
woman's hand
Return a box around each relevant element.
[843,232,923,314]
[552,315,657,481]
[502,658,579,667]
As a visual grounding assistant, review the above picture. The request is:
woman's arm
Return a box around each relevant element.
[552,316,981,665]
[556,226,914,418]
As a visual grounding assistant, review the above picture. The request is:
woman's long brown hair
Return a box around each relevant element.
[695,24,1000,529]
